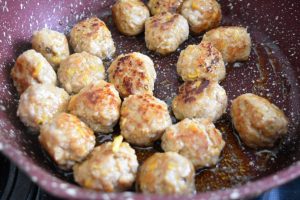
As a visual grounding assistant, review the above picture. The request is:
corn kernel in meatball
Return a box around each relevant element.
[137,152,195,195]
[162,118,225,169]
[11,49,57,94]
[120,94,172,146]
[108,52,156,98]
[145,12,189,55]
[32,28,70,70]
[58,52,105,94]
[73,137,138,192]
[17,84,69,131]
[112,0,150,36]
[70,17,116,59]
[39,113,95,169]
[202,26,252,62]
[172,80,227,122]
[231,93,288,148]
[181,0,222,34]
[148,0,184,15]
[68,80,121,133]
[177,41,225,82]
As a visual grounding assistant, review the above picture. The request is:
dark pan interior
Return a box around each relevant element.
[0,0,299,199]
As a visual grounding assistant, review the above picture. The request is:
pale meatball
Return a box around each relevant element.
[32,28,70,70]
[161,118,225,169]
[148,0,184,15]
[68,80,121,133]
[70,17,116,59]
[137,152,195,195]
[17,84,69,131]
[177,41,225,82]
[120,94,172,146]
[112,0,150,36]
[11,50,57,94]
[108,52,156,98]
[145,12,189,55]
[181,0,222,34]
[231,93,288,149]
[58,52,105,94]
[172,80,227,122]
[39,113,95,169]
[73,136,138,192]
[202,26,252,62]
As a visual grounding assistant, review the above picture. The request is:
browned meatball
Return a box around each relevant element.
[137,152,195,195]
[68,80,121,133]
[120,94,172,146]
[108,52,156,98]
[73,136,139,192]
[181,0,222,34]
[231,93,288,148]
[172,80,228,122]
[161,118,225,169]
[202,26,252,62]
[39,113,95,169]
[112,0,150,36]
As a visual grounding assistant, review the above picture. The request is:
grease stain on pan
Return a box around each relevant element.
[0,0,299,199]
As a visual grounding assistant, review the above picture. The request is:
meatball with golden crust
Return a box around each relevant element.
[181,0,222,34]
[120,94,172,146]
[177,41,225,82]
[112,0,150,36]
[70,17,116,59]
[231,93,288,149]
[73,136,138,192]
[58,52,105,94]
[161,118,225,169]
[172,80,227,122]
[145,12,189,55]
[108,52,156,98]
[148,0,184,15]
[32,28,70,70]
[137,152,195,195]
[17,84,69,131]
[68,80,121,133]
[202,26,252,62]
[11,49,57,94]
[39,113,95,169]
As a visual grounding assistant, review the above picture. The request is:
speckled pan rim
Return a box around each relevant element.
[1,138,299,200]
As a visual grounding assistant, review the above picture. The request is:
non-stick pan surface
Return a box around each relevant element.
[0,0,299,199]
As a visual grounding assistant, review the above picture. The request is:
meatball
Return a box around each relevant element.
[17,84,69,131]
[73,136,138,192]
[68,80,121,133]
[177,41,225,82]
[108,52,156,98]
[202,26,252,62]
[137,152,195,195]
[70,17,116,59]
[120,94,172,146]
[145,12,189,55]
[112,0,150,36]
[32,28,70,70]
[39,113,95,169]
[161,118,225,169]
[58,52,105,94]
[181,0,222,34]
[231,93,288,148]
[172,80,227,122]
[11,49,57,94]
[147,0,184,15]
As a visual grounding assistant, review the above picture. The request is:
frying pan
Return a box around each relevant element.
[0,0,299,199]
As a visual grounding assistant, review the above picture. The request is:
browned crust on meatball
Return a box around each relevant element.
[231,93,288,148]
[177,80,210,103]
